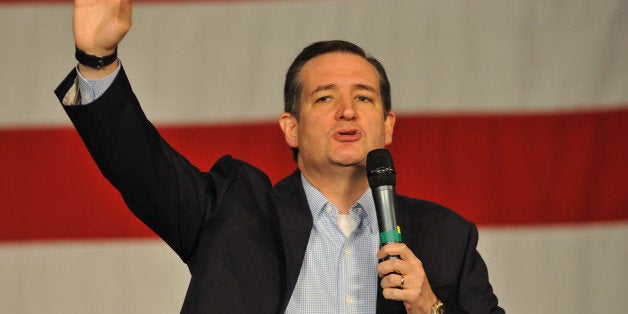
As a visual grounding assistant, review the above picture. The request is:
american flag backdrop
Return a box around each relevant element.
[0,0,626,313]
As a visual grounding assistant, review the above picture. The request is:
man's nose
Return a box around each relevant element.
[336,96,356,120]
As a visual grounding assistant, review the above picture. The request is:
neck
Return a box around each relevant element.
[299,162,369,215]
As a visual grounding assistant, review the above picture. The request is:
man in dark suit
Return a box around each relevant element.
[56,1,503,313]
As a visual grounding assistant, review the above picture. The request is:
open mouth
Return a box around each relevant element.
[339,130,357,136]
[335,129,360,141]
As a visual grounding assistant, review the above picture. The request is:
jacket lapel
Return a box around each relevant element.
[271,170,313,311]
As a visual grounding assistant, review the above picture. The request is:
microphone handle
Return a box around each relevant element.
[372,185,402,260]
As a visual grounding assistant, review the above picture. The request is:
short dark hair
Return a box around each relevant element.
[283,40,392,161]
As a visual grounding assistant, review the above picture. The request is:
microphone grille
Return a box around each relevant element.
[366,149,396,187]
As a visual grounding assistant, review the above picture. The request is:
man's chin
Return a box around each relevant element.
[333,160,362,168]
[331,153,366,168]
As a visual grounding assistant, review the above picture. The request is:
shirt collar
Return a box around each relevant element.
[300,174,379,233]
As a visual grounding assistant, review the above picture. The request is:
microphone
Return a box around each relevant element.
[366,148,402,261]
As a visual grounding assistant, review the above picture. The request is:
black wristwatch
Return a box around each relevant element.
[75,46,117,69]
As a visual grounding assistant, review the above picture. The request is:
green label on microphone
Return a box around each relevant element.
[380,226,402,244]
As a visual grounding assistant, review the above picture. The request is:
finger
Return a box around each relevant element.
[377,257,420,279]
[380,275,408,302]
[381,285,420,302]
[378,243,416,261]
[118,0,133,26]
[380,273,405,289]
[377,257,403,277]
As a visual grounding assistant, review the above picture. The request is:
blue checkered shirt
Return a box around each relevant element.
[285,175,380,313]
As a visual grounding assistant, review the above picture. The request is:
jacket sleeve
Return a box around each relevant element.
[444,223,504,314]
[54,67,226,262]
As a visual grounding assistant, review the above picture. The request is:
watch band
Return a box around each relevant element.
[75,46,118,69]
[431,299,444,314]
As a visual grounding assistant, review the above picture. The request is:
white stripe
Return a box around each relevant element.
[0,240,189,314]
[0,0,627,128]
[478,222,628,314]
[1,223,626,313]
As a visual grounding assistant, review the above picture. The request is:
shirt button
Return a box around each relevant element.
[344,248,351,256]
[345,295,352,304]
[325,205,332,213]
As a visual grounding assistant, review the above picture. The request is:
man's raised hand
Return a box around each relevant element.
[73,0,132,57]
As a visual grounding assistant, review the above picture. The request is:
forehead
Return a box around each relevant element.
[299,52,380,94]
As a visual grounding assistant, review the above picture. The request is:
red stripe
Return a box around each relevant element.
[1,108,626,241]
[0,0,266,5]
[391,108,628,226]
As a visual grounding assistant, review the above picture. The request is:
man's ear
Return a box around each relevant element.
[279,113,299,148]
[384,111,396,145]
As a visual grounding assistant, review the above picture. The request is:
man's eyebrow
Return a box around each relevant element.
[309,83,377,96]
[309,84,337,96]
[354,83,377,93]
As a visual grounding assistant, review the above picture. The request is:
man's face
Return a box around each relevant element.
[280,52,395,171]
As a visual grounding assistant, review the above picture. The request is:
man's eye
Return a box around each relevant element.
[356,95,372,102]
[316,96,331,102]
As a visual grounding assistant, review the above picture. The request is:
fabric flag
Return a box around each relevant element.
[1,0,626,313]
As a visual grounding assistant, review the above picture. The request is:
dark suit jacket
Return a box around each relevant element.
[55,67,503,314]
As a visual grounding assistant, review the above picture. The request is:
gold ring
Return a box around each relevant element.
[400,276,406,288]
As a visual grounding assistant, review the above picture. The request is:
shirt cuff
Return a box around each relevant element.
[76,61,122,105]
